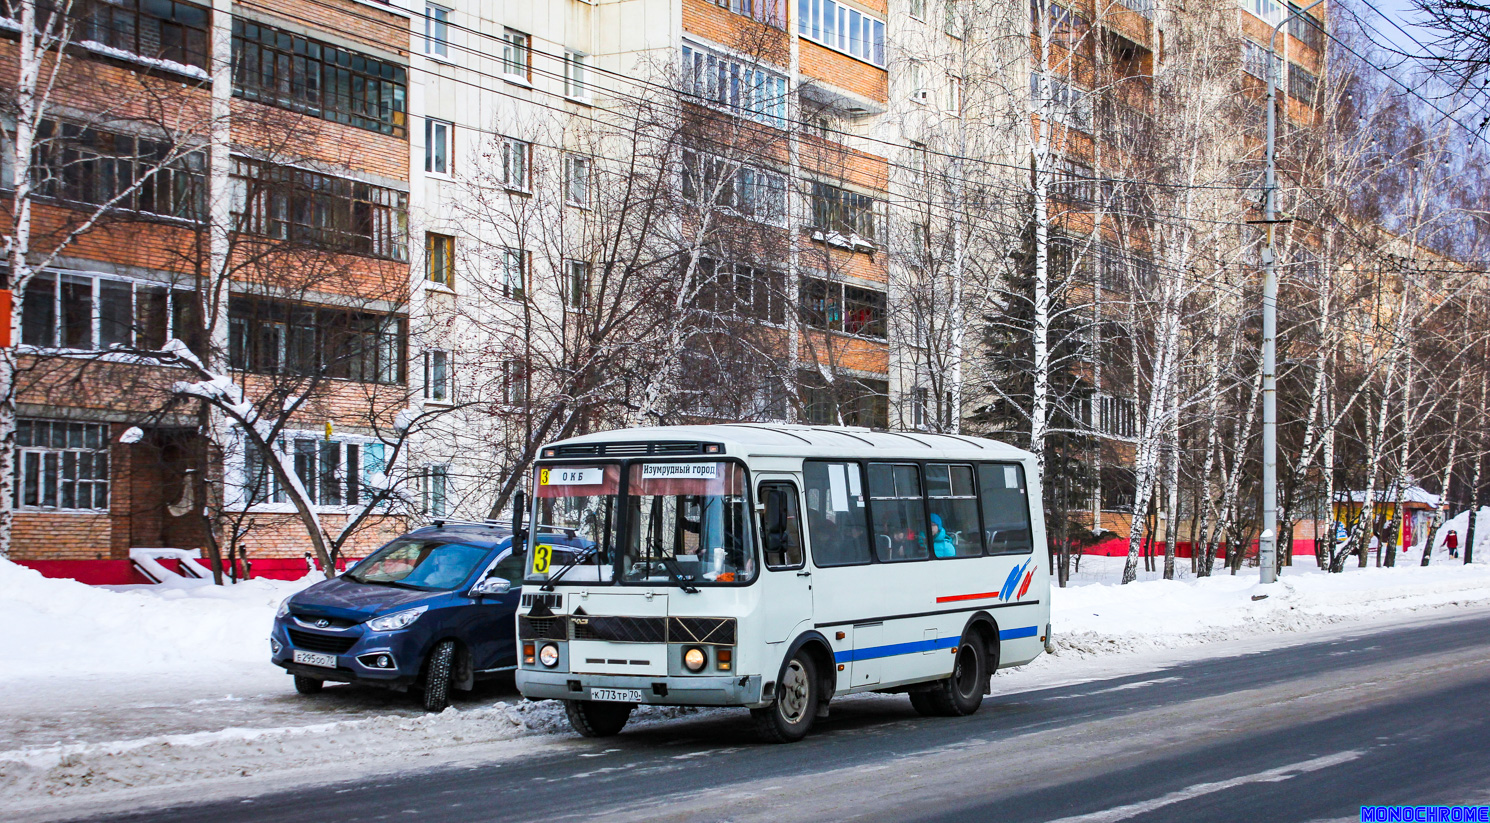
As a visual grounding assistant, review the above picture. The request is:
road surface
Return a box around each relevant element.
[72,612,1490,823]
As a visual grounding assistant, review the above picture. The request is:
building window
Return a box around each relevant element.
[75,0,210,70]
[424,349,451,402]
[1092,393,1138,438]
[712,0,785,27]
[425,118,452,175]
[564,51,588,98]
[910,0,926,20]
[31,120,207,221]
[944,0,961,37]
[800,277,886,338]
[1241,41,1283,80]
[1244,0,1286,24]
[912,387,954,430]
[20,273,199,352]
[1289,3,1324,50]
[426,233,454,286]
[1050,157,1096,206]
[1031,73,1093,133]
[232,19,408,137]
[799,373,889,428]
[697,259,787,325]
[227,298,405,384]
[422,464,449,516]
[501,249,526,300]
[503,359,529,405]
[499,137,529,190]
[502,29,530,79]
[798,0,887,66]
[681,41,789,127]
[681,152,787,225]
[944,75,962,115]
[809,181,883,244]
[1288,63,1318,103]
[564,155,590,206]
[230,158,409,261]
[424,4,449,57]
[14,420,110,511]
[244,435,385,507]
[566,260,590,309]
[1118,0,1155,20]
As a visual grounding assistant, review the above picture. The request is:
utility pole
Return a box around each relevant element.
[1258,0,1326,585]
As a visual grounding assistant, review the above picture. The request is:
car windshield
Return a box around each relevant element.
[528,464,619,584]
[623,461,755,585]
[349,539,491,590]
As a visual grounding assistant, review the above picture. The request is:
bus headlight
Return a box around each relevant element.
[539,643,560,668]
[683,646,707,672]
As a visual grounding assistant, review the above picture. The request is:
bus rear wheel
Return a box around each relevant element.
[752,651,819,743]
[927,638,987,716]
[565,699,634,737]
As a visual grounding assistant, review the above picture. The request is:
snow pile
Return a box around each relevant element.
[0,559,316,681]
[1411,506,1490,556]
[1050,561,1490,658]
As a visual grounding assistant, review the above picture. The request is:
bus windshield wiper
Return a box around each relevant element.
[659,557,700,594]
[540,547,598,592]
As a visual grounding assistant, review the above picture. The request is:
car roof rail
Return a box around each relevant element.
[423,518,510,530]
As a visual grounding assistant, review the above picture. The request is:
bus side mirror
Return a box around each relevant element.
[512,490,528,554]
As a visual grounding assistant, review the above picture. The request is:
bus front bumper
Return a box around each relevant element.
[517,670,765,708]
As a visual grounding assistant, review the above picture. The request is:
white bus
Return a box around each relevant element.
[514,424,1051,742]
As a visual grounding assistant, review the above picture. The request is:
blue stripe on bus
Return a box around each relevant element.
[832,627,1039,664]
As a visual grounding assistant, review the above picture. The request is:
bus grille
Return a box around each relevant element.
[668,617,737,646]
[571,615,667,643]
[518,615,568,640]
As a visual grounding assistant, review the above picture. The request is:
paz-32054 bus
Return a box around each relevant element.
[513,424,1051,743]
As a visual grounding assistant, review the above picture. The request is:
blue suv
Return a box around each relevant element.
[271,522,529,711]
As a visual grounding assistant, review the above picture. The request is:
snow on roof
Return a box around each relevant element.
[546,424,1035,461]
[1338,485,1441,507]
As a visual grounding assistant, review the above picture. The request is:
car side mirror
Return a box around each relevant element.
[470,576,514,597]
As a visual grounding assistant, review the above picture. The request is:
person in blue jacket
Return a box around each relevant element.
[928,513,957,558]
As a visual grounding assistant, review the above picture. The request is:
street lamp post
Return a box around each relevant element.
[1259,0,1326,585]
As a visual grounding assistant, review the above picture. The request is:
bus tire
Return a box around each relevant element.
[751,651,819,743]
[565,699,634,737]
[928,637,986,716]
[908,690,939,717]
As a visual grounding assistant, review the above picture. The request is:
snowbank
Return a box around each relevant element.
[0,559,316,681]
[1050,560,1490,658]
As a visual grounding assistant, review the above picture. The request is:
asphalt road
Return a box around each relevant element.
[78,613,1490,823]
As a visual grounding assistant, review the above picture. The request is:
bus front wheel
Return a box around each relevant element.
[927,638,987,716]
[564,699,634,737]
[752,651,819,743]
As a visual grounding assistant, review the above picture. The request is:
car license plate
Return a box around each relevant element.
[293,650,337,669]
[591,688,643,703]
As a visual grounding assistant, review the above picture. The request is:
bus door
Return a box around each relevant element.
[756,477,813,645]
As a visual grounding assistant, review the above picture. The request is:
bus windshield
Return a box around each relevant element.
[623,461,755,585]
[529,464,619,584]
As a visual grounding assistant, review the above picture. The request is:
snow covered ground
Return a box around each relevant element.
[5,542,1490,818]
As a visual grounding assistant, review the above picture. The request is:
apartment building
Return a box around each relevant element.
[4,0,414,566]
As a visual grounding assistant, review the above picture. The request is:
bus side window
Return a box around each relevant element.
[927,464,983,558]
[978,463,1033,555]
[868,463,929,563]
[804,461,871,567]
[760,482,804,570]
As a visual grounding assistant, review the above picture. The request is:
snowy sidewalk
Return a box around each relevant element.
[5,557,1490,814]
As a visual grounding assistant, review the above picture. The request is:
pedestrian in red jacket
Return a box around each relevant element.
[1447,530,1459,559]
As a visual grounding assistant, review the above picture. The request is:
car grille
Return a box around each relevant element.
[668,616,737,645]
[571,615,667,643]
[287,629,357,654]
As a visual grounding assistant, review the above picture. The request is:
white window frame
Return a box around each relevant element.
[500,136,530,191]
[566,259,591,310]
[235,429,390,512]
[13,419,111,512]
[503,359,529,405]
[501,248,526,300]
[424,348,452,403]
[425,118,452,175]
[564,154,591,207]
[424,4,450,58]
[563,50,589,99]
[944,75,963,115]
[681,150,788,226]
[797,0,888,66]
[502,28,531,81]
[422,464,449,517]
[681,40,789,128]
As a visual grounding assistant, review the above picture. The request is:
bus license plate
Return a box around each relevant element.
[591,688,643,703]
[293,650,337,668]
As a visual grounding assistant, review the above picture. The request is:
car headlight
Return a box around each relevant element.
[366,606,428,632]
[276,596,293,619]
[539,643,560,668]
[683,646,707,672]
